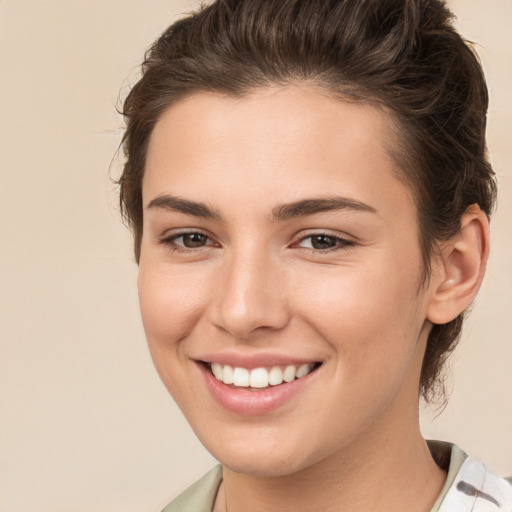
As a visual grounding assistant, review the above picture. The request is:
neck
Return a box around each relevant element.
[217,416,445,512]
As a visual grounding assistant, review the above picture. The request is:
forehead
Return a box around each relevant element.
[143,86,413,220]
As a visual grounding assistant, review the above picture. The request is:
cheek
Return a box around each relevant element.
[137,263,208,367]
[137,263,218,417]
[296,268,418,326]
[290,258,426,367]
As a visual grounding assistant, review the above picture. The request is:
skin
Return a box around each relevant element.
[138,86,488,512]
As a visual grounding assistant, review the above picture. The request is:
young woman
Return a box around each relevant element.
[118,1,511,510]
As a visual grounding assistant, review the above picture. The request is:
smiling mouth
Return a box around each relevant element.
[204,362,322,390]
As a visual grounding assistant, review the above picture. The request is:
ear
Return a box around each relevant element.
[427,205,490,325]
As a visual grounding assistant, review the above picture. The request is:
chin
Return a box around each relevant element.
[198,425,323,478]
[219,451,311,478]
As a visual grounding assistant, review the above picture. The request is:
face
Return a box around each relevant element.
[138,86,439,477]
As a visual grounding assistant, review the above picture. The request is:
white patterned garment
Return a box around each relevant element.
[438,456,512,512]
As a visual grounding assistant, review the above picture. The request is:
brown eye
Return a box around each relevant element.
[296,233,355,252]
[162,231,214,251]
[179,233,209,248]
[310,235,338,250]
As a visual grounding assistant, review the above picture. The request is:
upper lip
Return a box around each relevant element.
[195,352,322,369]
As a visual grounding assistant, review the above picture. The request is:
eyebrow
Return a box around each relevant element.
[147,195,222,220]
[271,196,378,220]
[146,194,377,221]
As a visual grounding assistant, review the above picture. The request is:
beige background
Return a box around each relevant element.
[0,1,510,510]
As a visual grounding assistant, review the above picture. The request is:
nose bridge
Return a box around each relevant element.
[211,241,289,339]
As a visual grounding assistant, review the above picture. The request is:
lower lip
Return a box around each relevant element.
[198,363,319,416]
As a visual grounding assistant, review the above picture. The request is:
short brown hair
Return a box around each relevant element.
[119,0,496,400]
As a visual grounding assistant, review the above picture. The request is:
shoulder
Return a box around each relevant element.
[432,442,512,512]
[161,465,223,512]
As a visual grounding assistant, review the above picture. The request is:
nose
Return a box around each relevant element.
[208,248,291,341]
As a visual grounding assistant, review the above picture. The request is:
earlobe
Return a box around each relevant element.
[427,205,490,325]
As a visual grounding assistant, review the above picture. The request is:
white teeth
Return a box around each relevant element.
[222,365,234,385]
[268,366,284,386]
[210,362,317,388]
[232,367,249,387]
[296,363,312,378]
[283,365,296,383]
[211,363,223,381]
[249,368,269,388]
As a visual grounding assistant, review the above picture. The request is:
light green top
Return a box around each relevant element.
[162,442,512,512]
[162,465,223,512]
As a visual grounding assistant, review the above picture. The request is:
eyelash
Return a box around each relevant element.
[160,231,217,253]
[160,231,355,254]
[294,233,356,253]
